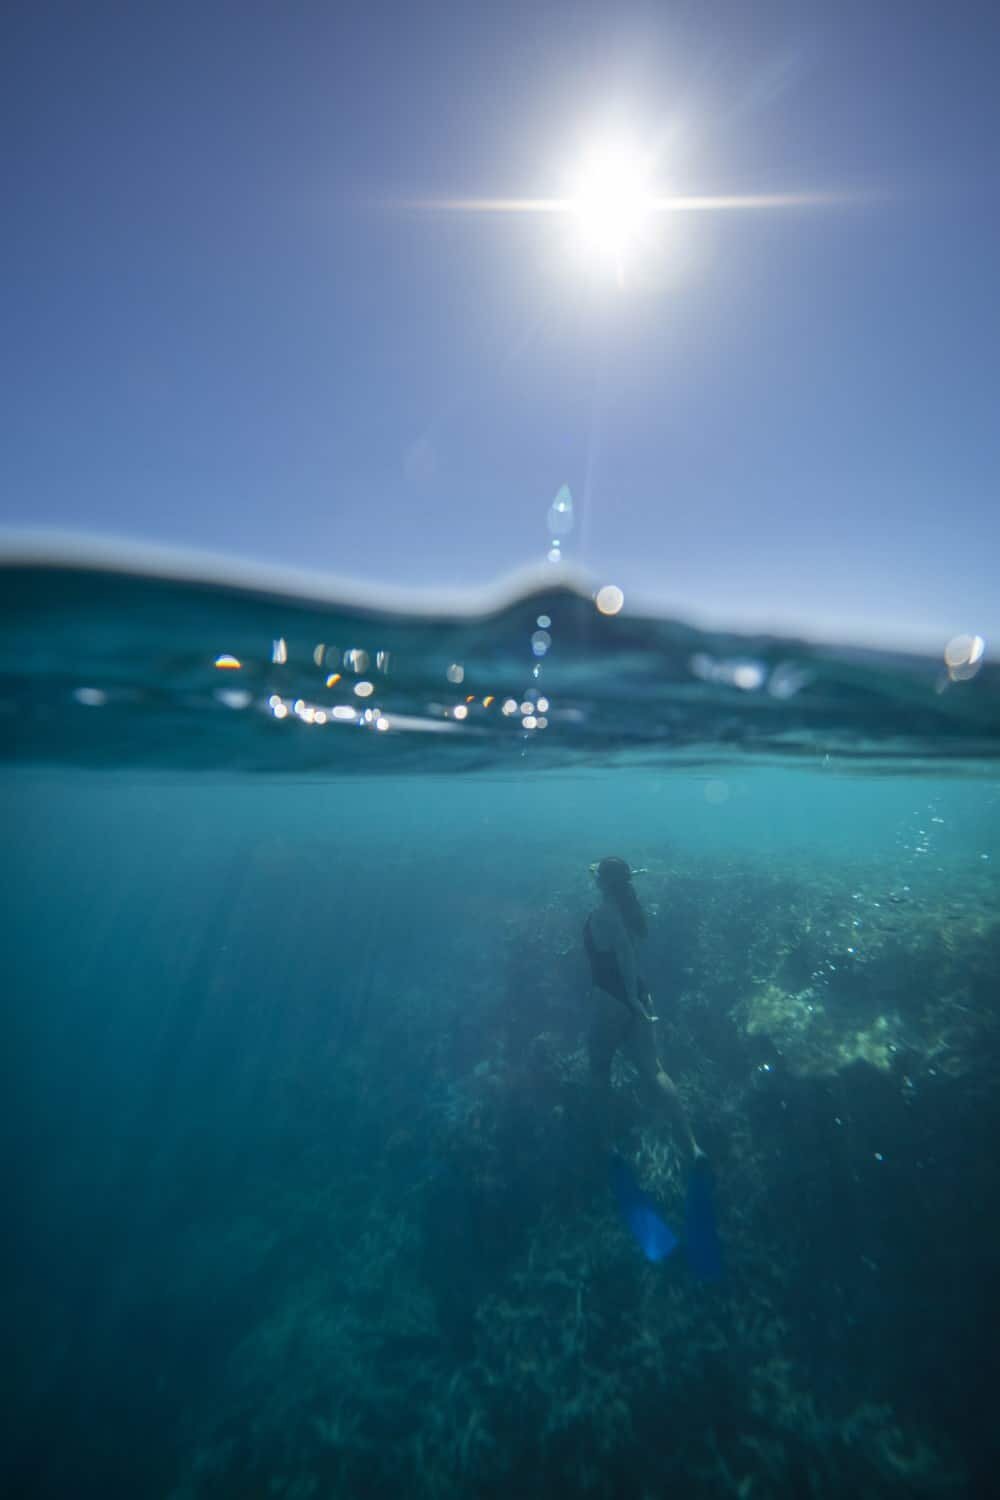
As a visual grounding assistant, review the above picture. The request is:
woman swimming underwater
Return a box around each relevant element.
[583,856,704,1162]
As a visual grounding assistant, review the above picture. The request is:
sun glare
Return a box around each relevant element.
[409,134,844,294]
[570,141,652,282]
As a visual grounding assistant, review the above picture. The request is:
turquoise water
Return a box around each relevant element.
[4,561,999,1498]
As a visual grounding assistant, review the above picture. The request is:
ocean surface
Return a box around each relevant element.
[4,558,999,1499]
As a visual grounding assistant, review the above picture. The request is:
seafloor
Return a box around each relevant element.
[14,837,994,1500]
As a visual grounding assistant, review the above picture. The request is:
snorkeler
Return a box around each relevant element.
[584,856,704,1162]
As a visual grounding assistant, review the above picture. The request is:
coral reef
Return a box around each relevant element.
[159,854,995,1498]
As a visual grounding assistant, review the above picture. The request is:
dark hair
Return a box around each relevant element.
[596,856,647,940]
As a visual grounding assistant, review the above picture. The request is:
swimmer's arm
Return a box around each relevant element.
[613,927,655,1022]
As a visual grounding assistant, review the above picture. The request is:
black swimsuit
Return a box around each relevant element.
[584,914,659,1088]
[583,914,628,1004]
[584,914,648,1009]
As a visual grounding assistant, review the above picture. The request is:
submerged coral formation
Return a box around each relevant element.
[154,853,996,1499]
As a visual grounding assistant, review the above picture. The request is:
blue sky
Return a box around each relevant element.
[3,1,998,646]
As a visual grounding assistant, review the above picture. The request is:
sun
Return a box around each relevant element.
[570,141,653,282]
[408,139,841,295]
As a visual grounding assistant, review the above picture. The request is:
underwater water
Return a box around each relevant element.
[4,560,999,1499]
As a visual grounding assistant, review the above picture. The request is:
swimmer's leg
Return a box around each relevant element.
[587,991,630,1149]
[629,1019,704,1161]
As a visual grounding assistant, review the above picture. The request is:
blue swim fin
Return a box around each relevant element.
[610,1155,678,1263]
[684,1159,723,1281]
